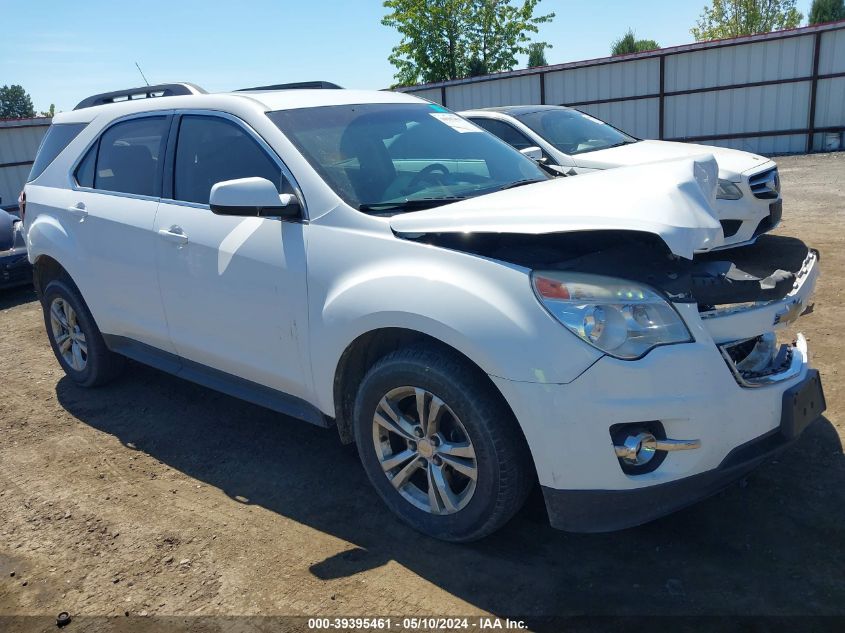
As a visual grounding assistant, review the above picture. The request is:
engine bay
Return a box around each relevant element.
[414,231,815,309]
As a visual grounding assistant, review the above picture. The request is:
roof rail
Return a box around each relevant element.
[236,81,343,92]
[73,82,207,110]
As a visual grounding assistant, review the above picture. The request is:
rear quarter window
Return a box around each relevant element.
[27,123,88,182]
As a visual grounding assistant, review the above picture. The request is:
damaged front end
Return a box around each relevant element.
[390,157,819,387]
[699,242,818,387]
[406,228,819,387]
[387,157,825,529]
[719,331,806,388]
[538,233,820,386]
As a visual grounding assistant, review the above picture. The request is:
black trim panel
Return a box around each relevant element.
[542,454,766,533]
[103,334,329,428]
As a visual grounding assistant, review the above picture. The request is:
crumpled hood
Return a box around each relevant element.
[573,140,772,181]
[390,156,724,259]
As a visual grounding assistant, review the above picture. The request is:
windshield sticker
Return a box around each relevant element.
[429,104,449,112]
[580,113,605,125]
[430,112,480,133]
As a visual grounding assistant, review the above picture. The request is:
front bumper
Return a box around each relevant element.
[712,199,782,250]
[491,336,815,489]
[492,246,822,532]
[541,369,825,532]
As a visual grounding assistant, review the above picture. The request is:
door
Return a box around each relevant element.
[65,114,175,352]
[154,113,312,400]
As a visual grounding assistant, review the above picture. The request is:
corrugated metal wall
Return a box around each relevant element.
[0,118,51,209]
[400,21,845,156]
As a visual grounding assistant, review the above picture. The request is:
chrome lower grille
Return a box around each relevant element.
[719,332,804,387]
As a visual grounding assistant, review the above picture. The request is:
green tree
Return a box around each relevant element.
[383,0,554,86]
[691,0,802,41]
[468,0,554,75]
[0,85,35,119]
[527,42,548,67]
[39,104,56,118]
[809,0,845,24]
[610,29,659,55]
[467,56,489,76]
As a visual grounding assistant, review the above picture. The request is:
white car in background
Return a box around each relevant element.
[18,83,823,541]
[461,105,782,249]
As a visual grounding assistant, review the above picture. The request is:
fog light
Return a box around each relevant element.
[615,432,658,466]
[614,432,702,468]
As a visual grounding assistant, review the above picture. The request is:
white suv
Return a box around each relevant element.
[20,83,824,541]
[461,106,783,249]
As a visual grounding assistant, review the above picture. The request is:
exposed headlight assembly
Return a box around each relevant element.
[531,272,693,359]
[716,179,743,200]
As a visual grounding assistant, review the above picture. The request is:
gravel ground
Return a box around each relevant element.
[1,153,843,630]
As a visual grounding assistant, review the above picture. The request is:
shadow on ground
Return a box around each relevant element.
[55,360,845,623]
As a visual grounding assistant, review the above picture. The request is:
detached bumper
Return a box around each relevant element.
[543,370,824,532]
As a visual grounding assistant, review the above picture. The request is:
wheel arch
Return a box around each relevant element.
[331,326,529,455]
[32,254,78,299]
[27,212,84,299]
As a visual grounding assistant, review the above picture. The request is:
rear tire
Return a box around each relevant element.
[41,279,124,387]
[353,344,534,542]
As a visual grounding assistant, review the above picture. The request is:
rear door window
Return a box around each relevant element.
[27,123,88,182]
[173,115,287,205]
[92,116,169,197]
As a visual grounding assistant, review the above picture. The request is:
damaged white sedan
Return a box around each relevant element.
[23,86,824,541]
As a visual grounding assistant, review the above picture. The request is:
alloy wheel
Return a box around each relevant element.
[49,297,87,371]
[372,386,477,515]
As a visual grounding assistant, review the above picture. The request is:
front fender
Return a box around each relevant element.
[307,226,602,415]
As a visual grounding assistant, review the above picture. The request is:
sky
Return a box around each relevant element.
[1,0,819,113]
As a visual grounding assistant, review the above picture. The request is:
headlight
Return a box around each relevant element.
[531,272,693,359]
[716,179,743,200]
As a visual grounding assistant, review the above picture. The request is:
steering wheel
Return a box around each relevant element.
[405,163,451,193]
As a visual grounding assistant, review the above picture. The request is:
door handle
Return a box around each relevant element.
[158,227,188,245]
[67,203,88,220]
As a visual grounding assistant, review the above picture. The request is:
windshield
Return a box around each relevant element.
[515,108,637,155]
[268,103,546,212]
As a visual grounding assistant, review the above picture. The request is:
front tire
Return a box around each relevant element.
[41,279,124,387]
[353,345,534,542]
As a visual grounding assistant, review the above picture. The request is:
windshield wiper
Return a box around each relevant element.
[495,178,547,191]
[604,139,640,149]
[571,138,640,155]
[358,197,468,213]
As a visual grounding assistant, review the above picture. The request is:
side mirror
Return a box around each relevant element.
[0,210,15,252]
[520,146,545,162]
[209,177,301,219]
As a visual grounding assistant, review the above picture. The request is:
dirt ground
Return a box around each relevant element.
[1,153,844,630]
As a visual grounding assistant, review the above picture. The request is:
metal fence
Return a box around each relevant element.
[0,118,51,210]
[398,20,845,156]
